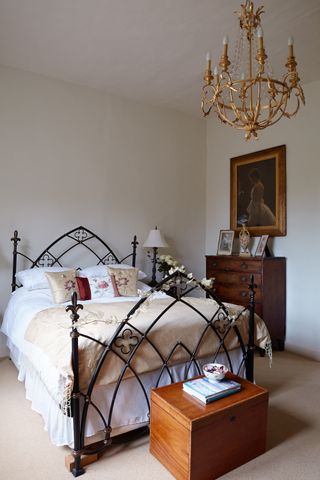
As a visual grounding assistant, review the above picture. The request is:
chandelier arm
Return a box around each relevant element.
[250,77,292,127]
[216,100,248,130]
[282,75,306,115]
[297,84,306,105]
[217,72,248,125]
[216,91,246,128]
[219,75,254,120]
[252,75,263,125]
[226,77,244,122]
[236,78,259,130]
[252,106,289,131]
[256,93,288,128]
[201,85,216,116]
[216,82,255,131]
[253,92,289,130]
[202,104,214,117]
[243,79,256,122]
[280,95,300,119]
[266,82,288,123]
[272,80,300,121]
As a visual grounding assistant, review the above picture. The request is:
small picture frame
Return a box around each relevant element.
[217,230,234,256]
[255,235,269,257]
[250,236,261,256]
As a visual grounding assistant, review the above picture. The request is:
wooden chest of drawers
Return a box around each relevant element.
[150,374,268,480]
[206,255,286,350]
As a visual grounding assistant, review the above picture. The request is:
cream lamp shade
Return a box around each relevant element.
[143,227,168,249]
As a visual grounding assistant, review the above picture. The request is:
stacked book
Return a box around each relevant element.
[182,376,241,404]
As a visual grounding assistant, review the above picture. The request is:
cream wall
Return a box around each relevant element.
[0,66,206,356]
[206,80,320,360]
[2,66,318,361]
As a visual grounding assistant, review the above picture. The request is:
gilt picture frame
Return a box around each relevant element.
[230,145,286,236]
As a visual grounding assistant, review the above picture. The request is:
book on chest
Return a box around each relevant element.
[182,377,241,404]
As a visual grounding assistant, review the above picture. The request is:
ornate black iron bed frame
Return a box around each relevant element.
[10,226,257,477]
[11,226,138,292]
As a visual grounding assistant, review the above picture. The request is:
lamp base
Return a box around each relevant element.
[149,247,158,287]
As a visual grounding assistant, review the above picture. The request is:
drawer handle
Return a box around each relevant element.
[241,291,247,298]
[241,275,247,282]
[240,262,248,269]
[212,262,218,267]
[229,415,236,422]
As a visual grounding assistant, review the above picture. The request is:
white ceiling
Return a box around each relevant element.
[0,0,319,117]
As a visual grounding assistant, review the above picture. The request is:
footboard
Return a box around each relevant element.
[67,271,262,477]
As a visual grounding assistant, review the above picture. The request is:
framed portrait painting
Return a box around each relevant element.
[230,145,286,236]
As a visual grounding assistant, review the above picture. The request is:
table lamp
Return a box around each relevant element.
[143,226,168,286]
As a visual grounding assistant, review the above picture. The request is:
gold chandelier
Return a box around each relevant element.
[201,1,305,140]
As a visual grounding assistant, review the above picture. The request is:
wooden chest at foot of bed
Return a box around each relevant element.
[150,374,268,480]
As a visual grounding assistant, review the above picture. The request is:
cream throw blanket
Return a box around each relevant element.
[24,296,270,410]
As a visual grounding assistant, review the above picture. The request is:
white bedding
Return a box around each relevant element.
[1,286,256,447]
[2,284,153,360]
[2,286,170,445]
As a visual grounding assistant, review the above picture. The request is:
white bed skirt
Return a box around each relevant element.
[8,339,244,447]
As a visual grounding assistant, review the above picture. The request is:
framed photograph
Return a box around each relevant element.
[230,145,286,236]
[250,236,261,256]
[255,235,269,257]
[217,230,234,256]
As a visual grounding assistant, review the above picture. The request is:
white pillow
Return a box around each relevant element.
[81,264,147,280]
[16,267,73,290]
[137,281,152,293]
[88,275,114,299]
[80,265,107,277]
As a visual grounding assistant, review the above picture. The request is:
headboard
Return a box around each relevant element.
[11,226,138,292]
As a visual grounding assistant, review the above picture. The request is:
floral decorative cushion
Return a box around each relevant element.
[107,266,139,297]
[88,275,113,298]
[45,270,79,304]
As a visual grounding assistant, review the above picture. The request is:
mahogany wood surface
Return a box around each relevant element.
[206,255,286,350]
[150,374,268,480]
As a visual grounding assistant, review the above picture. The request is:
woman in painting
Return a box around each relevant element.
[247,168,275,226]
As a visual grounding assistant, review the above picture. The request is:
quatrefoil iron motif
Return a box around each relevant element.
[114,328,139,355]
[38,252,55,267]
[214,312,231,335]
[101,253,116,264]
[74,229,88,242]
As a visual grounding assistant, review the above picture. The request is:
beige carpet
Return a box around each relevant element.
[0,351,319,480]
